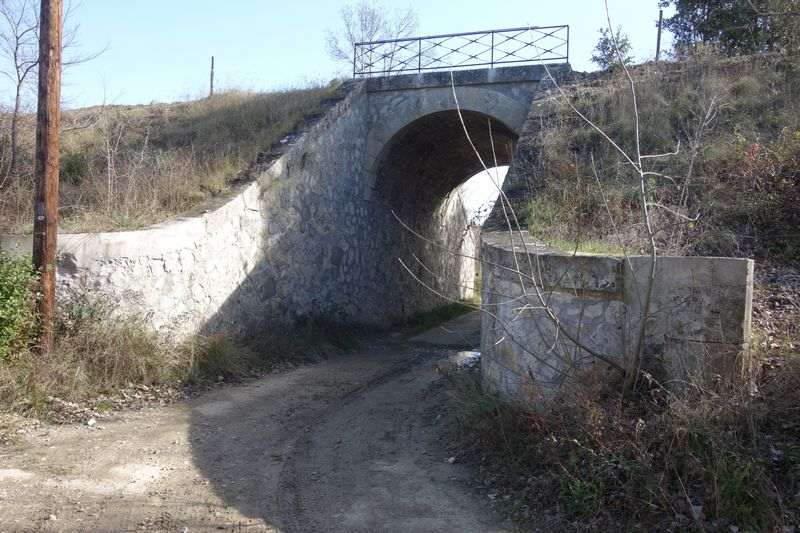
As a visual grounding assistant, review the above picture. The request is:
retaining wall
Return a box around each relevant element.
[0,183,265,338]
[480,231,754,403]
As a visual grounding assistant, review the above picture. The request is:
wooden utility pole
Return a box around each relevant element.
[209,56,215,97]
[656,9,664,62]
[32,0,63,353]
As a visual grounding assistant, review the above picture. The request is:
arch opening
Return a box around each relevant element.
[458,166,510,226]
[372,110,518,318]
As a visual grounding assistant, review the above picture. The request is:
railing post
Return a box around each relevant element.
[418,38,422,73]
[490,31,495,68]
[353,44,357,77]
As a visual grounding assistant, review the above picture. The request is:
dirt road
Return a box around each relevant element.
[0,313,509,532]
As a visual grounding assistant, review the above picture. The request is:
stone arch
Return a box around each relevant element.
[365,85,529,175]
[373,109,517,216]
[366,104,520,316]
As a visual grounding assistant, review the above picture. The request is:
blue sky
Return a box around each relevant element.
[45,0,674,108]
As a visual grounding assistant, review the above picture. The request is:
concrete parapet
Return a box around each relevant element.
[480,231,754,404]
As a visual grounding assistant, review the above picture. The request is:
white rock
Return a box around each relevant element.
[690,504,703,521]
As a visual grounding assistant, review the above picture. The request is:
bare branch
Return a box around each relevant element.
[647,202,700,222]
[640,141,681,160]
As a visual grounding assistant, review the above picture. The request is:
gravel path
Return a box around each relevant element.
[0,313,508,532]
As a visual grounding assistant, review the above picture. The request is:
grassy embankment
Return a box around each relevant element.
[0,85,336,234]
[525,53,800,263]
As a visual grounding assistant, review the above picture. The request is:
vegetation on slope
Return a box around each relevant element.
[525,52,800,264]
[0,262,262,420]
[447,346,800,531]
[0,85,337,234]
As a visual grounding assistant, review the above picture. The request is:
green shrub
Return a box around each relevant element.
[60,151,89,186]
[0,253,37,360]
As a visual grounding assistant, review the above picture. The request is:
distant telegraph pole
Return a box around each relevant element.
[32,0,63,353]
[656,9,664,62]
[209,56,215,97]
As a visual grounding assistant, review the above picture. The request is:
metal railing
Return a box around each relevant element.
[353,25,569,78]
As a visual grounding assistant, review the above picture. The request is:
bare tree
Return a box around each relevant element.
[325,1,418,71]
[0,0,104,181]
[0,0,38,181]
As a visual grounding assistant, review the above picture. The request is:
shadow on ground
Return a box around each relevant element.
[187,313,508,532]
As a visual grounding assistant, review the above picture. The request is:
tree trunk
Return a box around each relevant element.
[32,0,63,353]
[8,82,22,178]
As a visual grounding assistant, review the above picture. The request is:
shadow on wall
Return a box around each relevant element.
[199,108,518,341]
[186,91,520,529]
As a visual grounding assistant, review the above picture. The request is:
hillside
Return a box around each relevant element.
[521,53,800,265]
[513,52,800,373]
[0,83,346,234]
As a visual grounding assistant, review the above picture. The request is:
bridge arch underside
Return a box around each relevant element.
[372,109,517,316]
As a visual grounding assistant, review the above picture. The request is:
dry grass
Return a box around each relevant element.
[525,53,800,264]
[447,354,800,531]
[0,294,264,418]
[0,280,371,420]
[0,84,337,234]
[0,324,300,421]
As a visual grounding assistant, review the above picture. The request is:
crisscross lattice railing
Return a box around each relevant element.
[353,25,569,77]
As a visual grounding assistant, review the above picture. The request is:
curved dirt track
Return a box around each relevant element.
[0,313,509,532]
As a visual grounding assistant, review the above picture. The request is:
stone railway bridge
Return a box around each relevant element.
[0,24,757,417]
[1,63,571,339]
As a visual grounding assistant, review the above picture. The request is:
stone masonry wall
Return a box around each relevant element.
[1,66,549,340]
[480,231,754,404]
[1,83,393,339]
[0,183,265,339]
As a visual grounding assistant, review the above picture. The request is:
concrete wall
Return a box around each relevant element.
[0,183,265,338]
[480,231,754,404]
[0,66,552,340]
